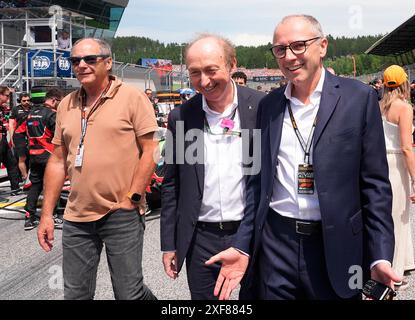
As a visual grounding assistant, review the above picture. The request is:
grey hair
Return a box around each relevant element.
[71,38,112,56]
[277,14,324,38]
[184,33,236,68]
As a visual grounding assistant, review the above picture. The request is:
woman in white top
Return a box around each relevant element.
[380,65,415,286]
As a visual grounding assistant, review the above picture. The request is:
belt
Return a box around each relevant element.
[271,211,321,236]
[197,220,241,231]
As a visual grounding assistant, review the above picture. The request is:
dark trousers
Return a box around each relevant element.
[186,222,238,300]
[0,137,20,190]
[62,208,156,300]
[24,161,45,217]
[251,209,352,300]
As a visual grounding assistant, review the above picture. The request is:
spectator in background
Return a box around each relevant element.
[145,88,159,114]
[9,92,31,184]
[278,79,288,88]
[380,65,415,287]
[57,30,70,50]
[145,88,154,101]
[231,71,247,86]
[22,26,35,46]
[0,86,21,195]
[410,80,415,105]
[256,85,263,91]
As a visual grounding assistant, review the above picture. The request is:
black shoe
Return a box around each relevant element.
[144,204,152,216]
[54,216,63,229]
[24,216,40,231]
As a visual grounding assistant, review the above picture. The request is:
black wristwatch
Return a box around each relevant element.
[127,192,142,204]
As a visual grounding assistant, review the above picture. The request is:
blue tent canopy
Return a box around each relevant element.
[178,88,195,95]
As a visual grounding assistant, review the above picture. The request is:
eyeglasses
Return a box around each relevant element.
[69,55,109,66]
[269,37,321,59]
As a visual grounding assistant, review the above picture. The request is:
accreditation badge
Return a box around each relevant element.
[298,164,314,194]
[74,144,84,168]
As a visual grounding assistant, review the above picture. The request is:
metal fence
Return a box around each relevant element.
[357,63,415,85]
[1,43,189,93]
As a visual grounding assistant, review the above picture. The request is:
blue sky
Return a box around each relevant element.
[116,0,415,45]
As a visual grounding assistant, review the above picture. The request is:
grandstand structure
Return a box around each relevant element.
[0,0,184,93]
[0,0,129,92]
[365,14,415,82]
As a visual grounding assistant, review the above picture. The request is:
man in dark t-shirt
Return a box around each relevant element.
[9,93,31,182]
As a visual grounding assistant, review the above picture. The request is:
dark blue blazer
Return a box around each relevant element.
[160,85,265,272]
[240,70,394,299]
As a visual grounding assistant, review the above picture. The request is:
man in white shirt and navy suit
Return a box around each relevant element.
[160,33,265,299]
[208,15,400,300]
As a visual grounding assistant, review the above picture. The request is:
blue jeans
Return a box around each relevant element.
[62,208,156,300]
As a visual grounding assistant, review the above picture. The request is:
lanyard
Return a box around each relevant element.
[287,102,317,164]
[79,80,112,146]
[204,107,238,135]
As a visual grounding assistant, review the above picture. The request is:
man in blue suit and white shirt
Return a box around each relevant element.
[160,34,265,299]
[207,14,401,300]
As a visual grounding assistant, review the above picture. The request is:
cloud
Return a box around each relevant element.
[230,33,272,46]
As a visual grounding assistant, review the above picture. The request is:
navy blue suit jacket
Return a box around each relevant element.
[240,71,394,298]
[160,85,265,272]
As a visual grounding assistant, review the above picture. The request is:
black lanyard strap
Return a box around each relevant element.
[204,107,238,134]
[79,80,112,146]
[287,102,317,164]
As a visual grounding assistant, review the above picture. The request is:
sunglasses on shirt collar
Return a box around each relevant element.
[69,55,109,66]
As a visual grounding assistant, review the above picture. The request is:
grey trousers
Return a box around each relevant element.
[62,208,156,300]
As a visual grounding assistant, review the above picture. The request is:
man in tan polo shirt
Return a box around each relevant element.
[36,38,159,300]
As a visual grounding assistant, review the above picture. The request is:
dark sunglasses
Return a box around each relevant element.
[69,55,109,66]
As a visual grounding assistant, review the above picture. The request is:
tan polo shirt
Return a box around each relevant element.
[53,76,158,222]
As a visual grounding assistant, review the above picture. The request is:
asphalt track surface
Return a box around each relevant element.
[0,181,413,300]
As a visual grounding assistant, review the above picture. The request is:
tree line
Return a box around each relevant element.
[111,35,396,76]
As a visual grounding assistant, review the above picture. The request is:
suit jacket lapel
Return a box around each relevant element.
[269,92,287,168]
[186,95,205,195]
[313,71,341,147]
[237,87,256,130]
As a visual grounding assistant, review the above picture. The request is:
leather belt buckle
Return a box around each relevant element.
[295,221,315,235]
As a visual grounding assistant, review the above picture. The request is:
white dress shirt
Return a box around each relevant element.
[269,69,325,221]
[198,81,245,222]
[269,69,389,269]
